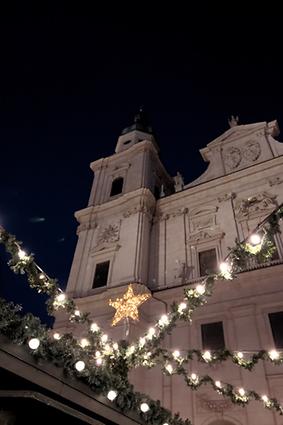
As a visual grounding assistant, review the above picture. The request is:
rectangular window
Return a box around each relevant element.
[92,261,110,288]
[198,248,217,276]
[201,321,225,350]
[269,311,283,348]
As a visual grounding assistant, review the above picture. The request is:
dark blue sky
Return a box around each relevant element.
[0,11,282,324]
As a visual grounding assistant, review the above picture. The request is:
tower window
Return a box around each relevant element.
[92,261,110,288]
[201,321,225,350]
[198,248,217,276]
[269,311,283,348]
[110,177,124,197]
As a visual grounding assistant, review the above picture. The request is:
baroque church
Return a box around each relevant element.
[54,111,283,425]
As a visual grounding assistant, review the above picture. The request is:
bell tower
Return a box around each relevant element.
[64,110,173,324]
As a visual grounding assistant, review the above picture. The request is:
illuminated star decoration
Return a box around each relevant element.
[109,284,151,326]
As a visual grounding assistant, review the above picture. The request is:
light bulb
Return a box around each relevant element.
[139,337,146,347]
[249,234,261,246]
[101,334,108,343]
[219,261,229,272]
[140,402,150,413]
[147,327,155,339]
[18,249,27,260]
[269,349,279,360]
[202,350,211,361]
[56,293,66,303]
[74,310,81,316]
[113,343,118,350]
[80,338,89,348]
[173,350,180,358]
[215,380,221,388]
[75,360,85,372]
[196,284,205,295]
[107,390,117,401]
[191,373,198,381]
[28,338,40,350]
[165,364,173,374]
[96,357,103,366]
[90,322,99,332]
[237,351,243,359]
[159,314,169,326]
[262,395,269,403]
[53,332,61,340]
[178,302,187,312]
[39,273,45,280]
[238,388,245,396]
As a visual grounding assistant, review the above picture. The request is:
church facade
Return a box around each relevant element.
[55,112,283,425]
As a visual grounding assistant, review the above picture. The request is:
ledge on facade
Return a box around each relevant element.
[152,259,283,293]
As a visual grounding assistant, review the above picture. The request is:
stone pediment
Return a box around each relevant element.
[186,120,283,188]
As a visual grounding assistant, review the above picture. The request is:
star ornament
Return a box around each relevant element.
[109,284,151,326]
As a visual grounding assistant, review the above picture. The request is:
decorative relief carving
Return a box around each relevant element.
[187,229,225,243]
[235,192,277,219]
[197,393,233,413]
[268,176,283,187]
[242,141,261,162]
[224,140,262,171]
[97,224,120,245]
[224,146,242,169]
[191,215,215,231]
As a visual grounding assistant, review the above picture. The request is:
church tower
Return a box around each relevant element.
[60,109,173,337]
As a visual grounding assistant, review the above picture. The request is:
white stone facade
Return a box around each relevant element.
[55,118,283,425]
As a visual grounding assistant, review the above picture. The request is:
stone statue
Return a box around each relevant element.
[228,115,239,128]
[173,172,184,192]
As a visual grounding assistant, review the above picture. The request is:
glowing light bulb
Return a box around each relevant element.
[219,262,229,273]
[53,332,61,340]
[140,402,150,413]
[18,249,27,260]
[101,334,108,343]
[238,388,245,397]
[165,364,173,374]
[147,327,155,339]
[75,360,85,372]
[39,273,45,280]
[173,350,180,358]
[113,343,118,350]
[28,338,40,350]
[215,380,221,388]
[269,349,279,360]
[262,395,269,403]
[96,357,103,366]
[56,293,66,303]
[107,390,117,401]
[159,314,169,326]
[191,373,198,381]
[90,322,99,332]
[196,284,205,295]
[80,338,89,348]
[249,234,261,246]
[237,351,244,359]
[178,302,187,312]
[139,337,146,347]
[202,350,211,361]
[74,310,81,316]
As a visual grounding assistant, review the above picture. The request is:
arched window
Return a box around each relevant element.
[110,177,124,197]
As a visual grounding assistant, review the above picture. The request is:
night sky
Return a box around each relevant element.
[0,11,282,325]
